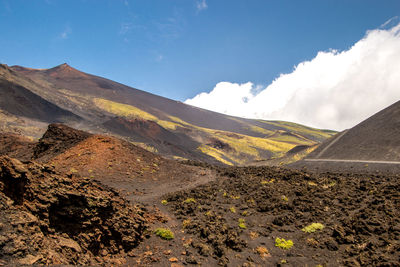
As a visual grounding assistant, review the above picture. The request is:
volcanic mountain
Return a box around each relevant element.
[307,99,400,161]
[0,62,336,165]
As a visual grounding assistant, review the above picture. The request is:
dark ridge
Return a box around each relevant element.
[33,123,92,162]
[0,133,35,161]
[0,79,82,123]
[287,144,312,154]
[306,99,400,161]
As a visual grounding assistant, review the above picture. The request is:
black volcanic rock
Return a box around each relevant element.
[33,124,92,162]
[0,155,148,265]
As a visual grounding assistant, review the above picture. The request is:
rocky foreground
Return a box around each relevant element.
[161,165,400,266]
[0,156,147,265]
[0,125,399,266]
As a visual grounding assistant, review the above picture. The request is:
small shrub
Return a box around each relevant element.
[250,231,259,240]
[230,207,236,213]
[154,228,174,240]
[161,200,168,205]
[302,223,324,233]
[256,246,270,258]
[242,210,248,216]
[306,238,319,247]
[182,219,191,228]
[230,195,241,200]
[322,181,336,189]
[275,238,293,249]
[238,218,246,229]
[281,195,289,202]
[183,198,196,204]
[261,178,275,185]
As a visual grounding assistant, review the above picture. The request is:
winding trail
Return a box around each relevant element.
[305,158,400,165]
[315,129,349,158]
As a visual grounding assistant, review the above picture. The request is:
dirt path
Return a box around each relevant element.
[122,167,220,266]
[315,129,348,158]
[304,158,400,164]
[125,167,218,204]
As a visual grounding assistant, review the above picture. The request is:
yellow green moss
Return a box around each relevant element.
[275,238,293,249]
[302,223,325,233]
[154,228,174,240]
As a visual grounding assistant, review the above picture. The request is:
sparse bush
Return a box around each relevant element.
[261,178,275,185]
[322,181,336,189]
[281,195,289,202]
[183,198,196,204]
[182,219,191,229]
[238,218,246,229]
[161,199,168,205]
[230,206,236,213]
[250,231,259,240]
[275,238,293,249]
[154,228,174,240]
[256,246,269,258]
[302,223,324,233]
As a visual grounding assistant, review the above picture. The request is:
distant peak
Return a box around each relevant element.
[47,63,77,73]
[54,63,72,69]
[45,63,88,78]
[0,63,9,70]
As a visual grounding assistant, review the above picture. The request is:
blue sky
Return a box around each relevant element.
[1,0,398,101]
[1,1,400,130]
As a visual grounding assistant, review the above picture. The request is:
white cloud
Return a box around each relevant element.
[156,54,164,62]
[119,22,133,35]
[196,0,208,12]
[185,22,400,131]
[60,26,71,39]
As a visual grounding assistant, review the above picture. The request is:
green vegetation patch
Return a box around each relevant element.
[238,218,246,229]
[275,238,294,249]
[261,178,275,185]
[302,223,325,233]
[154,228,174,240]
[183,198,196,204]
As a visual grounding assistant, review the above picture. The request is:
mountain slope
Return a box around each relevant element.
[0,65,81,123]
[306,99,400,161]
[0,63,336,165]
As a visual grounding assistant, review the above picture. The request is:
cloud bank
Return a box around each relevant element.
[185,22,400,131]
[60,26,71,39]
[196,0,208,12]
